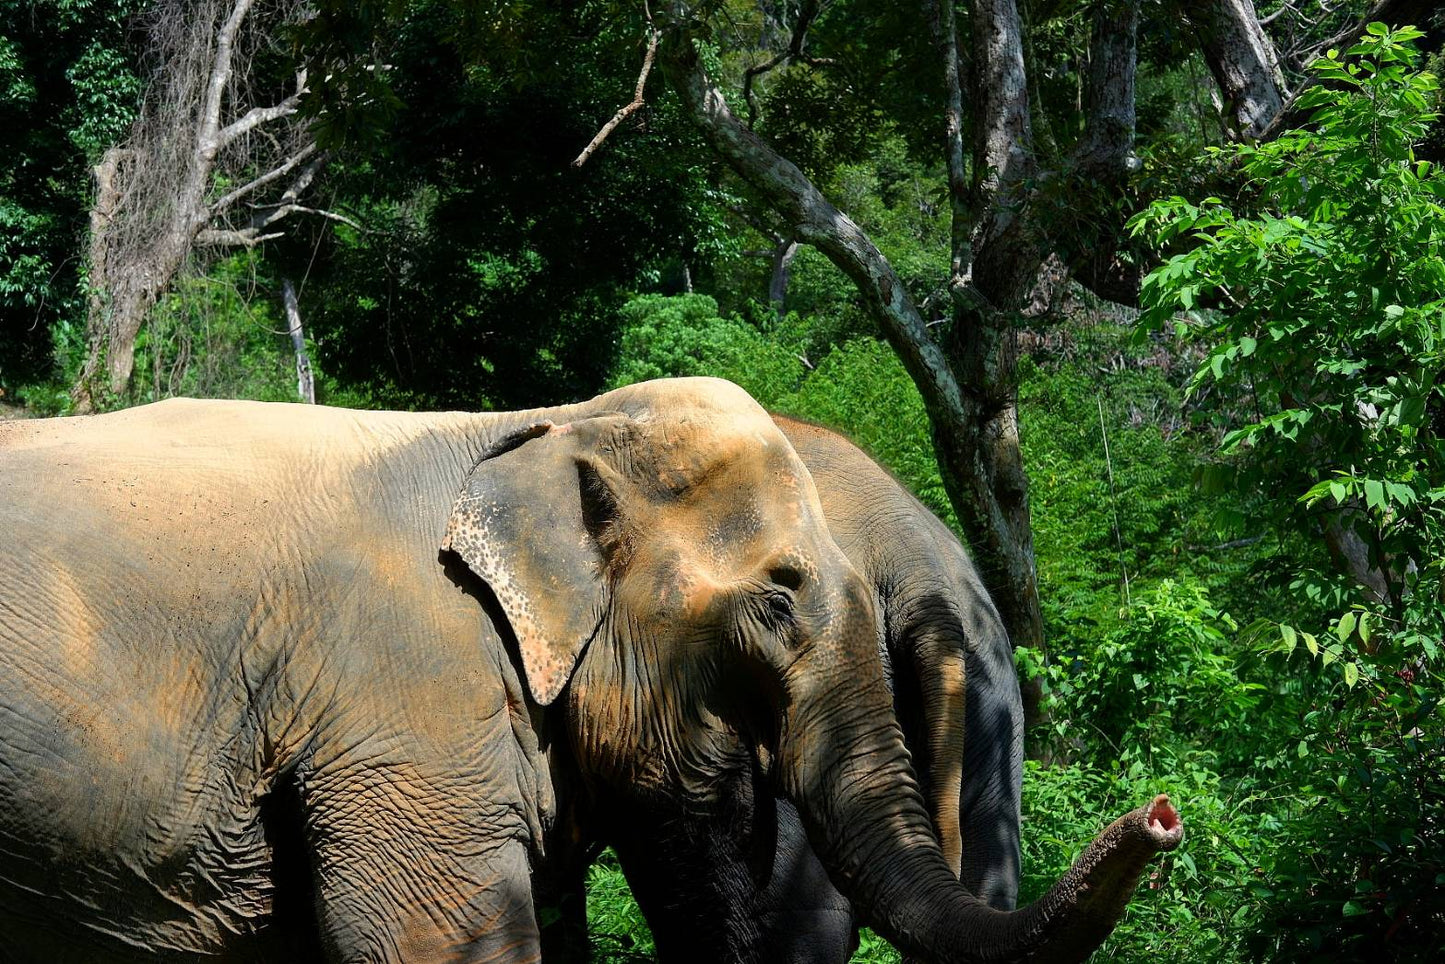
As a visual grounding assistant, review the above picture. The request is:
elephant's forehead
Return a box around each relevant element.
[652,457,821,582]
[641,411,804,492]
[597,376,773,424]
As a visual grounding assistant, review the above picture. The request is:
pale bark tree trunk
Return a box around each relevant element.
[769,238,798,315]
[1068,0,1143,302]
[1194,0,1288,139]
[73,0,327,412]
[282,278,314,404]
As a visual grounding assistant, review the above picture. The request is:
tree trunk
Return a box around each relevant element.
[662,0,1143,747]
[769,238,798,315]
[72,0,314,412]
[1194,0,1287,139]
[73,146,127,413]
[282,278,315,404]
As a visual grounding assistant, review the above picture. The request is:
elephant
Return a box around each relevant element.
[567,414,1026,963]
[0,377,1181,963]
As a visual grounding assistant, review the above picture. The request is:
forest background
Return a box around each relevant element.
[1,0,1442,960]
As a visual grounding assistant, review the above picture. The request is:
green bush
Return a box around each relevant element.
[1133,25,1445,958]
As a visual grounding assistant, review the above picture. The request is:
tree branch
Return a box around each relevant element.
[960,0,1046,314]
[1072,1,1141,179]
[216,69,308,151]
[1193,0,1288,140]
[197,0,257,161]
[208,141,318,214]
[1302,0,1440,65]
[194,228,285,247]
[260,204,363,230]
[572,29,660,168]
[925,0,970,277]
[199,148,351,247]
[658,17,967,431]
[1259,0,1443,139]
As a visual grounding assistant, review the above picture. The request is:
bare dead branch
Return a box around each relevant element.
[1259,0,1442,138]
[194,228,285,246]
[265,151,325,207]
[209,141,318,214]
[264,205,363,231]
[572,28,660,168]
[197,0,257,161]
[1302,0,1438,64]
[216,68,308,150]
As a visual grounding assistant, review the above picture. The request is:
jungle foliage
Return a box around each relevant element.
[1,1,1442,961]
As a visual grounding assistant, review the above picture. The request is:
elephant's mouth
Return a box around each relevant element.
[1145,795,1183,844]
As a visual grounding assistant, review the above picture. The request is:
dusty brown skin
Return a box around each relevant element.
[0,377,1178,963]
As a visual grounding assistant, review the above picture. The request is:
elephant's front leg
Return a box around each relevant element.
[303,763,542,964]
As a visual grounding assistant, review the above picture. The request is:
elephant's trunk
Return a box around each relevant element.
[780,595,1181,963]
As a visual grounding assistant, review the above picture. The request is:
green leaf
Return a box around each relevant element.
[1397,396,1426,427]
[1342,899,1370,917]
[1344,661,1360,687]
[1298,740,1310,758]
[1280,623,1298,654]
[1338,611,1358,641]
[1304,632,1320,657]
[1364,479,1386,510]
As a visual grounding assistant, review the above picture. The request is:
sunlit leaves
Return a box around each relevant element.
[1131,26,1445,958]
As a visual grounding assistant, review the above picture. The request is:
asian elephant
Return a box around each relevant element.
[579,414,1026,963]
[0,377,1180,963]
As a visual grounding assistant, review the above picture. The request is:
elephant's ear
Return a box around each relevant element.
[442,416,628,706]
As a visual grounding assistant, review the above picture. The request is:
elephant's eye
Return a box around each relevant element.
[762,588,796,625]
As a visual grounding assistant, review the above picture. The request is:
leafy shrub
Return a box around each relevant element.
[1133,25,1445,958]
[606,293,802,403]
[587,850,656,962]
[127,255,305,406]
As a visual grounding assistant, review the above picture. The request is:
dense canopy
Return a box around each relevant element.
[1,1,1442,959]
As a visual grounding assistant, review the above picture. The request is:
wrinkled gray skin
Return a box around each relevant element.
[577,415,1025,963]
[0,378,856,962]
[1,377,1179,964]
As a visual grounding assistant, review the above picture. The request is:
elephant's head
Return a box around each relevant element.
[443,378,1181,963]
[443,379,869,802]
